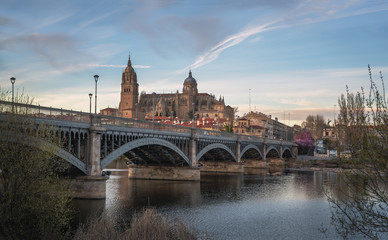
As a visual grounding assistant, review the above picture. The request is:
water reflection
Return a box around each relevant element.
[72,169,359,239]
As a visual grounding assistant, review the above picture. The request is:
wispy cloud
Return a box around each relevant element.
[72,9,119,33]
[81,64,151,69]
[181,0,388,72]
[183,20,280,72]
[35,13,73,30]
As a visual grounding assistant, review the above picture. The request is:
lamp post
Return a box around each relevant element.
[250,119,253,136]
[152,92,156,130]
[217,111,219,131]
[192,102,195,128]
[135,103,139,120]
[88,93,93,114]
[10,77,15,113]
[152,92,156,122]
[94,75,99,114]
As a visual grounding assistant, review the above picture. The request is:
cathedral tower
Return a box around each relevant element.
[119,54,139,116]
[182,70,198,96]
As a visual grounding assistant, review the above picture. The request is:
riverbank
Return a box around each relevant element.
[285,156,352,173]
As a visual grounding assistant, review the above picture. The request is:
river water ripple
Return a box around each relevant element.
[72,169,362,240]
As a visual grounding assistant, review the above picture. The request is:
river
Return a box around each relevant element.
[72,169,356,239]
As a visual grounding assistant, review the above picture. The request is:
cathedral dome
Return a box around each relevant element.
[184,70,197,84]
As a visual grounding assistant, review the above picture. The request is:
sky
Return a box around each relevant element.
[1,0,387,126]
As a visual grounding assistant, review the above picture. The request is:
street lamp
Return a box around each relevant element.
[88,93,93,114]
[135,103,139,120]
[217,111,219,131]
[10,77,15,113]
[152,92,156,123]
[94,75,99,114]
[250,119,253,136]
[192,102,195,128]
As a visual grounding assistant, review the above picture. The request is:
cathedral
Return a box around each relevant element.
[107,55,234,121]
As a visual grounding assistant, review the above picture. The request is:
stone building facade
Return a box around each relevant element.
[234,111,294,141]
[103,55,234,121]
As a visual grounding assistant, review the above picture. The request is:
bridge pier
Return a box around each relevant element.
[190,129,197,166]
[243,159,267,168]
[68,176,108,199]
[268,158,284,167]
[69,120,108,199]
[199,161,243,173]
[128,165,200,181]
[280,141,283,159]
[89,124,105,175]
[292,143,298,159]
[236,137,241,163]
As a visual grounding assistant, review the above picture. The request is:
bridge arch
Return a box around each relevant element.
[282,147,292,158]
[101,137,190,169]
[240,144,264,160]
[265,145,280,158]
[1,134,87,174]
[196,143,237,163]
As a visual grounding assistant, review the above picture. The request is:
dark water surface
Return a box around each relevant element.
[72,169,351,239]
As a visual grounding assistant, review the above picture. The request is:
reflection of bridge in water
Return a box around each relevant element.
[0,101,297,198]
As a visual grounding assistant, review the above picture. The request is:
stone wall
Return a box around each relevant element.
[243,159,267,168]
[199,161,243,173]
[68,176,108,199]
[268,158,284,167]
[128,165,200,181]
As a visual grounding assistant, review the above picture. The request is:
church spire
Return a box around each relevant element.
[189,69,192,77]
[128,52,131,66]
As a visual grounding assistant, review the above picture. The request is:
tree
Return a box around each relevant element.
[302,114,326,140]
[294,131,315,155]
[221,120,234,133]
[326,66,388,239]
[0,91,72,239]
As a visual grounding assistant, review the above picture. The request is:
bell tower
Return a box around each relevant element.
[119,54,139,114]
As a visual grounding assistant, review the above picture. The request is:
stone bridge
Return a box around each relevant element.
[0,101,297,197]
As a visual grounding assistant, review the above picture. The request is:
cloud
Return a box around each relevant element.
[0,33,92,72]
[34,13,73,30]
[72,9,119,33]
[216,0,299,10]
[0,16,17,27]
[181,0,388,71]
[81,64,151,69]
[186,20,280,71]
[124,1,231,57]
[133,65,152,69]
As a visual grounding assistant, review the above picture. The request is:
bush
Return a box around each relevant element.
[327,66,388,239]
[0,91,72,239]
[74,208,196,240]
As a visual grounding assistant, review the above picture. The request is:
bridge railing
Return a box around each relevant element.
[0,101,295,144]
[0,100,91,123]
[195,128,239,138]
[97,115,193,134]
